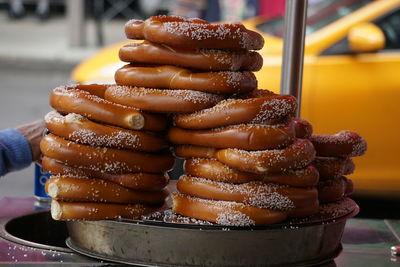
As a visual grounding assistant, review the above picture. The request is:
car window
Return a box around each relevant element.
[321,38,351,55]
[256,0,371,37]
[374,8,400,50]
[321,8,400,55]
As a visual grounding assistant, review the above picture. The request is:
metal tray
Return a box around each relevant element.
[66,198,358,266]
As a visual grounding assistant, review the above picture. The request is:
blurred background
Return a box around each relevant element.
[0,0,399,219]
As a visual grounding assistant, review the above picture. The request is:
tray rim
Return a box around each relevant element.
[66,236,343,267]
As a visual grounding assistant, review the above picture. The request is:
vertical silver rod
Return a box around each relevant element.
[67,0,86,47]
[280,0,308,117]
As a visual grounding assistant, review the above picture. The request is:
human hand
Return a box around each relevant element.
[15,119,46,162]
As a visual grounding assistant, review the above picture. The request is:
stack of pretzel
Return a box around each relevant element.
[170,103,323,225]
[310,131,367,206]
[39,15,368,225]
[40,84,175,220]
[111,16,319,226]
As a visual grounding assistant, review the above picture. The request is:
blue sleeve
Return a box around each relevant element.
[0,129,33,176]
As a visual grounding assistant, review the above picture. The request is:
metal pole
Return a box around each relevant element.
[280,0,308,117]
[94,0,104,47]
[67,0,86,47]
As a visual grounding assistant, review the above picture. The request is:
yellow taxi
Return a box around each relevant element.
[72,0,400,198]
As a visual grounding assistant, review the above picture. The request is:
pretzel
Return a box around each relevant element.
[174,145,217,159]
[46,176,167,204]
[41,156,169,191]
[241,89,276,98]
[287,201,320,218]
[215,138,316,174]
[119,41,263,71]
[125,15,264,50]
[177,175,318,214]
[168,123,296,150]
[292,118,313,139]
[66,83,108,98]
[173,95,296,129]
[51,200,158,221]
[50,85,167,131]
[184,158,319,187]
[312,156,355,180]
[45,111,168,152]
[172,193,287,226]
[310,130,367,157]
[318,176,353,203]
[104,85,223,113]
[40,134,175,173]
[315,197,357,220]
[115,64,257,95]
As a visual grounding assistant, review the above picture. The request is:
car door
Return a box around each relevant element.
[304,7,400,197]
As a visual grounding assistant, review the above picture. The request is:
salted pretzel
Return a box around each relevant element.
[310,130,367,157]
[51,200,158,221]
[42,156,169,191]
[168,123,295,151]
[65,83,108,98]
[177,175,318,214]
[115,64,257,94]
[40,134,175,174]
[172,193,287,226]
[184,158,319,187]
[318,176,353,203]
[46,176,167,204]
[174,145,217,159]
[215,138,316,174]
[312,156,355,180]
[119,41,263,71]
[292,118,313,139]
[104,85,224,113]
[125,15,264,50]
[50,85,167,131]
[45,111,168,152]
[173,95,296,129]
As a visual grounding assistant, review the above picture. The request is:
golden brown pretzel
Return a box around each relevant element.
[51,200,158,221]
[173,95,297,129]
[172,193,287,226]
[184,158,319,187]
[119,41,263,71]
[318,176,353,203]
[292,118,313,139]
[114,64,257,94]
[50,85,167,131]
[177,175,318,213]
[168,123,296,150]
[46,176,167,204]
[45,111,168,152]
[125,15,264,50]
[42,156,169,191]
[310,130,367,157]
[104,85,224,113]
[312,156,355,180]
[215,138,316,174]
[174,145,217,159]
[40,134,175,173]
[68,83,108,98]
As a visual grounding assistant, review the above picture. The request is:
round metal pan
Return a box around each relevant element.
[66,199,358,266]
